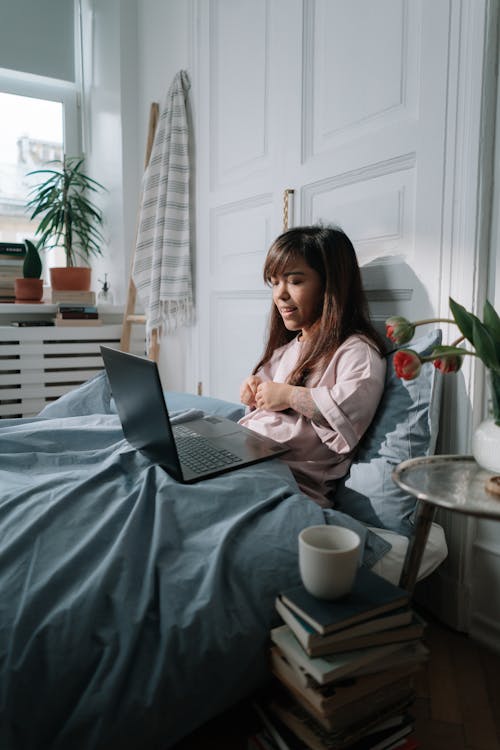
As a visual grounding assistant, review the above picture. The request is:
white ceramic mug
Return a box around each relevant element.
[298,525,361,600]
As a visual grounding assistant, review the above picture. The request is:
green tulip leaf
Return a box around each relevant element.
[483,300,500,362]
[449,297,476,345]
[472,318,498,369]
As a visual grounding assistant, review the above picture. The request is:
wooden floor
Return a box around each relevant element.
[413,617,500,750]
[172,614,500,749]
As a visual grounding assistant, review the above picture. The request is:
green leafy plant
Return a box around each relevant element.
[386,297,500,425]
[26,156,106,267]
[23,239,42,279]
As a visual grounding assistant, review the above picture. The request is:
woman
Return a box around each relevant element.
[239,225,386,506]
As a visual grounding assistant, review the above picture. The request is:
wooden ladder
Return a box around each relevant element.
[120,102,160,361]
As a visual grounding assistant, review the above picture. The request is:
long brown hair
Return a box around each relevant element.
[253,225,384,386]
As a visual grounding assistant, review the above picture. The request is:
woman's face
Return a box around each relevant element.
[270,256,324,339]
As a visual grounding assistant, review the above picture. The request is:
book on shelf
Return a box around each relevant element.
[270,647,421,716]
[0,242,26,258]
[270,625,422,686]
[50,289,96,305]
[275,598,414,657]
[11,320,55,327]
[57,311,99,319]
[0,261,23,270]
[57,304,98,313]
[278,568,409,637]
[268,689,415,750]
[54,317,102,327]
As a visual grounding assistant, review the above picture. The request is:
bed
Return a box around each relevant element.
[0,329,447,750]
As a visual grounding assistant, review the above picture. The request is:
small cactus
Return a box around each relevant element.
[23,239,42,279]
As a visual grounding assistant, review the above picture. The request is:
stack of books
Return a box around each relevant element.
[0,242,25,302]
[55,302,101,326]
[258,567,427,750]
[51,291,100,326]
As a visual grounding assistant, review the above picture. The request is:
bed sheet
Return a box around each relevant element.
[0,374,389,749]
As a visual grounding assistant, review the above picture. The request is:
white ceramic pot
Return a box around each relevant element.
[472,370,500,473]
[472,418,500,473]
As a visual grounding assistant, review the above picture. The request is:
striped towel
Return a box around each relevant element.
[133,70,193,339]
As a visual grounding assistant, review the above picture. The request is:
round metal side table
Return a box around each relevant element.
[392,455,500,592]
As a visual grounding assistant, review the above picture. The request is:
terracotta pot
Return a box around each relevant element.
[50,267,91,291]
[14,278,44,302]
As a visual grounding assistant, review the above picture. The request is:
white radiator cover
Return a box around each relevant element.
[0,325,145,419]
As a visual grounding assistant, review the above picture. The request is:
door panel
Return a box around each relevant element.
[209,291,271,400]
[210,0,272,186]
[303,0,417,161]
[196,0,450,401]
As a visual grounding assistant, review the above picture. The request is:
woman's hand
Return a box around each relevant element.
[255,381,294,411]
[240,375,262,407]
[255,383,330,425]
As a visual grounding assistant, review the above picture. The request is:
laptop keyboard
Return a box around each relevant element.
[173,424,243,473]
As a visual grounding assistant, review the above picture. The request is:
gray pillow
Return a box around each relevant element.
[333,329,443,536]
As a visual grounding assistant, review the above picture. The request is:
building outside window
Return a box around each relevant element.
[0,69,80,278]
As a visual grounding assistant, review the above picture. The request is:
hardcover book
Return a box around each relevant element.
[57,312,100,319]
[54,318,102,327]
[279,567,409,636]
[275,597,414,657]
[270,647,420,715]
[57,304,98,313]
[0,242,25,257]
[270,625,417,686]
[271,674,415,734]
[268,690,415,750]
[51,290,97,305]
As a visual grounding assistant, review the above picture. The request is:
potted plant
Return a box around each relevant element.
[14,239,43,302]
[26,156,106,291]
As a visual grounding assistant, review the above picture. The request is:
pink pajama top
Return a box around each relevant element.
[239,335,386,506]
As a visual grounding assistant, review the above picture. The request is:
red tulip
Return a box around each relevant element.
[393,349,422,380]
[433,355,463,374]
[385,316,415,345]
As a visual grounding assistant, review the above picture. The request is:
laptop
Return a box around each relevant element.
[100,346,289,483]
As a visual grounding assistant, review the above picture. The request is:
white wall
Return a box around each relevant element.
[80,0,195,387]
[135,0,196,390]
[80,0,141,307]
[136,0,191,155]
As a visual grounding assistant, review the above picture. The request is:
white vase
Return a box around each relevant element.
[472,370,500,473]
[472,418,500,473]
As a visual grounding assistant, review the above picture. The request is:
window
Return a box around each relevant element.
[0,68,79,270]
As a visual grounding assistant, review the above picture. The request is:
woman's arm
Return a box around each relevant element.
[254,381,329,426]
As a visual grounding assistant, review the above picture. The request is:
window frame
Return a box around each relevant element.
[0,66,80,157]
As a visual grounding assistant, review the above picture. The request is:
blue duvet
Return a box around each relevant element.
[0,374,388,749]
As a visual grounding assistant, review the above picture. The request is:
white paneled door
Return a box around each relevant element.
[195,0,451,402]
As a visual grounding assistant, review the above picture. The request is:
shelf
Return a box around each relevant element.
[0,302,124,314]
